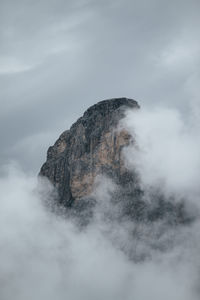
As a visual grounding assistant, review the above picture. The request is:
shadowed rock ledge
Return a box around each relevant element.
[39,98,139,207]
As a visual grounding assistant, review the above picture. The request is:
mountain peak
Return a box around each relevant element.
[83,98,139,117]
[39,98,139,206]
[39,97,188,226]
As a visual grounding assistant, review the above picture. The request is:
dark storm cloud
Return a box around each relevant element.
[0,0,199,172]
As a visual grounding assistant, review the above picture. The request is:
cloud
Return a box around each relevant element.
[1,1,200,298]
[1,155,200,300]
[0,56,35,74]
[0,0,200,172]
[0,163,197,300]
[122,104,200,204]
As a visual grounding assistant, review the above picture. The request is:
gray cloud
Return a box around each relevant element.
[0,0,200,172]
[122,105,200,201]
[0,155,200,300]
[1,2,200,298]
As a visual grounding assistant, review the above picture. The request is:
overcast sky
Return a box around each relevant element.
[0,0,199,173]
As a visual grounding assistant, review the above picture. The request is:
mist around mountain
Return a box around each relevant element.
[0,100,200,300]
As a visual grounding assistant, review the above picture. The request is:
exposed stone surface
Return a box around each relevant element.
[39,97,194,262]
[39,97,193,230]
[39,98,139,206]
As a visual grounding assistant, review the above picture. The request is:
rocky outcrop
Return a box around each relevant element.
[39,97,192,229]
[39,98,139,207]
[39,97,194,262]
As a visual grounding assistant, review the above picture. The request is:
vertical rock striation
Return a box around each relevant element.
[39,98,139,207]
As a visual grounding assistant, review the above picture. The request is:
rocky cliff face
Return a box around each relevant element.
[39,98,139,207]
[40,97,191,227]
[39,97,193,261]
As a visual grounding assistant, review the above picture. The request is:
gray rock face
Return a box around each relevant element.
[39,97,193,229]
[39,97,194,261]
[39,98,139,207]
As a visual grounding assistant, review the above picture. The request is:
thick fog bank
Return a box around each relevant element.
[0,104,200,300]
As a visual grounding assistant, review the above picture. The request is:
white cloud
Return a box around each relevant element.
[0,164,199,300]
[0,56,35,74]
[160,41,199,68]
[122,104,200,202]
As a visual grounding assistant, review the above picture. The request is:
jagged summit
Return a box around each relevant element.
[39,98,139,206]
[83,98,139,117]
[39,97,189,226]
[70,98,139,131]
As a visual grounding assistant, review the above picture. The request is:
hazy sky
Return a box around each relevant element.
[1,2,200,299]
[0,0,199,173]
